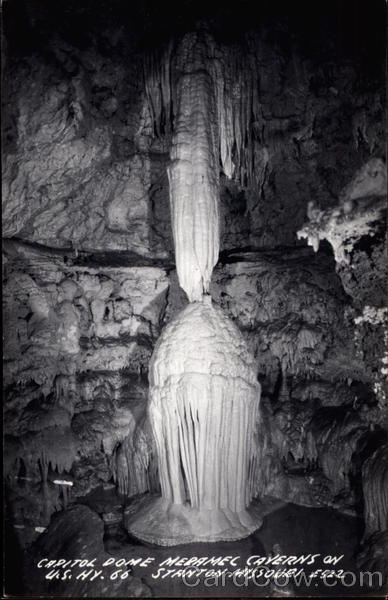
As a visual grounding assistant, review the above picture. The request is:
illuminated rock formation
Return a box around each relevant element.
[127,301,262,544]
[297,158,387,265]
[149,301,259,510]
[167,33,220,302]
[126,31,262,544]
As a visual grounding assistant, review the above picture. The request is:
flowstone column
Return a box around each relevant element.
[126,32,262,545]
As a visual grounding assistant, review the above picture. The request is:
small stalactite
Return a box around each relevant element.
[113,426,159,498]
[39,455,49,523]
[19,428,78,524]
[61,485,69,509]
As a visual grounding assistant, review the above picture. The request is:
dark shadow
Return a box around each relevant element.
[4,485,25,595]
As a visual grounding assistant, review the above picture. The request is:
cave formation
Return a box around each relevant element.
[2,0,387,596]
[125,29,262,545]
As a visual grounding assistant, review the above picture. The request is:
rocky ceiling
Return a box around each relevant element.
[2,0,387,596]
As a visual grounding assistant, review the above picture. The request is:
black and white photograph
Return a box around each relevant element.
[2,0,387,597]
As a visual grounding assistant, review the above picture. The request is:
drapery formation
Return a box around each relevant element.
[149,302,259,512]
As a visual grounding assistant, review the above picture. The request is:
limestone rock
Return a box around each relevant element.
[23,505,151,597]
[3,241,170,532]
[362,444,388,538]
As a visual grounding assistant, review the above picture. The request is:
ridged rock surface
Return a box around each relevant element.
[3,7,385,255]
[362,445,388,538]
[167,32,220,300]
[149,300,260,510]
[127,300,262,544]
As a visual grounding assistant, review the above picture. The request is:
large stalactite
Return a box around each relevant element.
[143,30,262,192]
[167,32,220,301]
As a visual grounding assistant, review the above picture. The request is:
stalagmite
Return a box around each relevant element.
[126,30,262,545]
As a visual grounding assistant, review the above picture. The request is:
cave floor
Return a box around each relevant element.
[12,486,378,597]
[100,494,367,597]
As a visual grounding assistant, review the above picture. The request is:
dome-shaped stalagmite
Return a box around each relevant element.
[126,301,262,544]
[149,300,260,512]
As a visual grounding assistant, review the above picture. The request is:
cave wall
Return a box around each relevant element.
[3,1,385,254]
[2,0,387,550]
